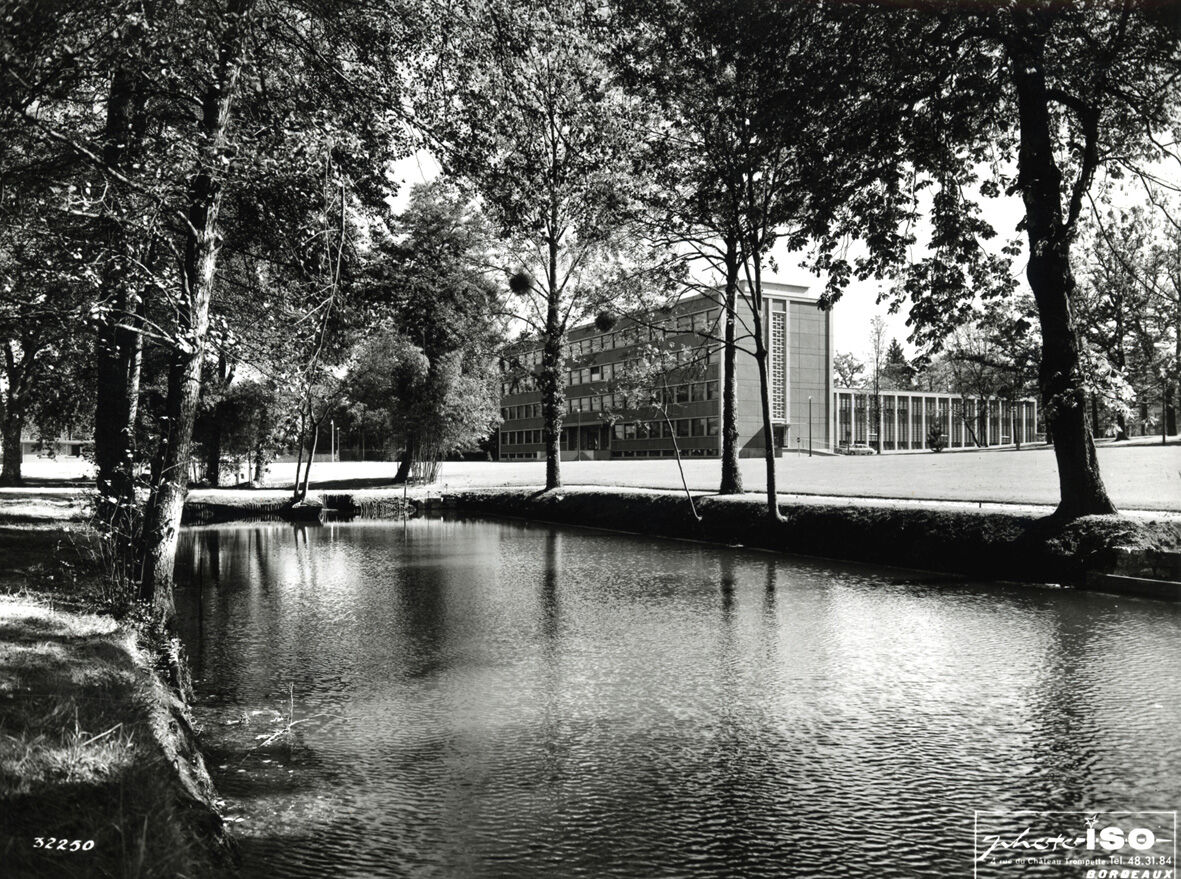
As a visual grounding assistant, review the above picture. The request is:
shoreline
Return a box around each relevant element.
[0,595,236,878]
[435,487,1181,600]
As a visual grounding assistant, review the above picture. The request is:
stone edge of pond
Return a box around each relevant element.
[182,489,414,525]
[0,595,237,877]
[435,487,1181,599]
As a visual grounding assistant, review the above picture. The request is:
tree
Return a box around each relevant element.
[619,0,869,518]
[610,339,707,520]
[833,352,866,389]
[347,330,500,480]
[0,202,94,484]
[939,296,1041,448]
[423,0,672,491]
[807,2,1181,518]
[867,315,887,449]
[361,181,504,482]
[612,0,758,496]
[881,338,914,391]
[3,0,422,620]
[1078,199,1181,440]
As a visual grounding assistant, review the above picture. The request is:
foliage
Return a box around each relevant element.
[1076,196,1181,435]
[347,330,500,469]
[833,352,866,389]
[420,0,677,488]
[794,1,1181,515]
[881,338,915,391]
[926,424,947,453]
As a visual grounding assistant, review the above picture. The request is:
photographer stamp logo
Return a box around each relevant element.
[974,811,1176,878]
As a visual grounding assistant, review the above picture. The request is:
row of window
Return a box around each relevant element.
[504,310,720,373]
[612,417,720,440]
[499,448,720,460]
[501,415,722,447]
[567,346,714,386]
[506,309,721,369]
[501,348,716,397]
[503,429,544,446]
[503,403,543,421]
[614,448,717,458]
[501,381,721,418]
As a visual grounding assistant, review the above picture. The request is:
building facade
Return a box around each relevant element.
[497,283,833,461]
[833,388,1039,452]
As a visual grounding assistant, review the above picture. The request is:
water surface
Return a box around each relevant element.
[175,518,1181,878]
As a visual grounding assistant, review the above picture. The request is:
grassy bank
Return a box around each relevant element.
[0,531,234,878]
[442,487,1181,593]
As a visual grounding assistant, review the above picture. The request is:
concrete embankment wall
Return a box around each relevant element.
[439,488,1181,595]
[182,490,413,524]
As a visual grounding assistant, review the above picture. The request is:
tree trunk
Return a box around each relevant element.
[299,421,319,498]
[746,253,782,521]
[719,238,743,495]
[204,353,228,486]
[541,234,564,491]
[1008,22,1116,518]
[292,415,307,501]
[392,431,415,484]
[0,403,23,486]
[139,7,251,618]
[253,442,267,486]
[94,62,148,520]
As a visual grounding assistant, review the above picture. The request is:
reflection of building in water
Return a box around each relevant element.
[497,282,833,461]
[833,388,1039,453]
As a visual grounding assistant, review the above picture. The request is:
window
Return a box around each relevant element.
[706,417,719,436]
[770,309,787,420]
[676,419,690,438]
[691,383,706,402]
[693,418,707,436]
[624,422,637,440]
[676,385,690,404]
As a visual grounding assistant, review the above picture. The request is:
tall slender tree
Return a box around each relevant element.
[422,0,672,491]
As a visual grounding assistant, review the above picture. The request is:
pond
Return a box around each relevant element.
[174,517,1181,878]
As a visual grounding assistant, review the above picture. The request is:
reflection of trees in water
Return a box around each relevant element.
[1022,601,1105,813]
[539,530,561,647]
[394,524,454,676]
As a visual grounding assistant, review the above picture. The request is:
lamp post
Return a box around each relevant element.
[330,418,336,463]
[808,396,813,457]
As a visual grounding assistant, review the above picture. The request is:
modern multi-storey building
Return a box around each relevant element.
[496,282,834,461]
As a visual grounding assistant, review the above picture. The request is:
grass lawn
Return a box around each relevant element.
[8,436,1179,514]
[250,438,1181,512]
